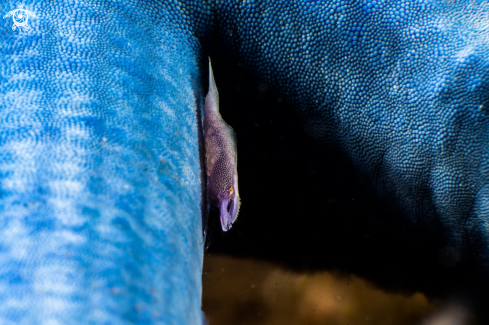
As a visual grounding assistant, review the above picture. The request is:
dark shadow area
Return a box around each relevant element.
[202,53,488,322]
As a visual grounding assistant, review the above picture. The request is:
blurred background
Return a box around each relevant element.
[202,254,470,325]
[201,54,483,324]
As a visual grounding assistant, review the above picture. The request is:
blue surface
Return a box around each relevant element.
[0,1,210,324]
[211,0,489,266]
[1,0,489,323]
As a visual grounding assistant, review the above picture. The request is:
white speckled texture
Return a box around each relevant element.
[0,1,208,323]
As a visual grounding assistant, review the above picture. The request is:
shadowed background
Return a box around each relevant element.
[202,254,471,325]
[2,0,489,323]
[202,58,482,324]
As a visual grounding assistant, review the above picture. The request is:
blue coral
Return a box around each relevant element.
[212,0,489,264]
[0,0,489,323]
[0,1,209,323]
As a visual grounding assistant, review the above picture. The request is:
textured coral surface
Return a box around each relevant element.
[1,0,489,323]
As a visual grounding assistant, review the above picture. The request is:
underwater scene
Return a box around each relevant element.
[202,57,484,325]
[1,0,489,324]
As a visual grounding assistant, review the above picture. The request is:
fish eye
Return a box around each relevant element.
[227,186,234,195]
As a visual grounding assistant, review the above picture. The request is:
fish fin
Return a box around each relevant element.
[205,143,219,176]
[205,58,219,113]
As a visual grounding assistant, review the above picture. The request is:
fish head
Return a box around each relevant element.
[217,180,240,232]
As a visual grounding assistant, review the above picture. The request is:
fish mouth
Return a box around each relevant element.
[219,196,239,232]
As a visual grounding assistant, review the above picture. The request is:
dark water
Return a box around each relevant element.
[202,56,482,324]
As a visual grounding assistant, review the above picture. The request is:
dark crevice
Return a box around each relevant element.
[200,54,489,320]
[373,150,386,192]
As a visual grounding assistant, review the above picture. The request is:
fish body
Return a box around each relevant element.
[204,59,240,232]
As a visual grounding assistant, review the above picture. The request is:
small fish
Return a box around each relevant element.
[204,58,241,232]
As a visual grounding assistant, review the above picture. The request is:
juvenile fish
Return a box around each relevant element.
[204,59,240,232]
